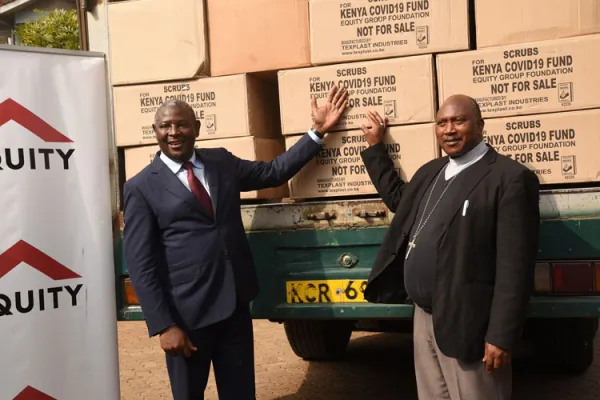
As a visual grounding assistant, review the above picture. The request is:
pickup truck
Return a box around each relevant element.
[85,1,599,376]
[116,188,600,373]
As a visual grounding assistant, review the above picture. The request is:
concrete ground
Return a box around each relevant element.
[118,320,600,400]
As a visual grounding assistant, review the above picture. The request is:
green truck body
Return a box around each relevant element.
[115,188,600,373]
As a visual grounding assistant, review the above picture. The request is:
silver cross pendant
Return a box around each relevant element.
[405,240,416,260]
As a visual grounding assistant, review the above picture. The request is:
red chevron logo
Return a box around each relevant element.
[0,240,80,280]
[0,98,72,143]
[13,386,56,400]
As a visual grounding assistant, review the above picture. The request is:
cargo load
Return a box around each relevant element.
[113,74,281,147]
[285,124,438,198]
[309,0,470,65]
[278,55,435,135]
[207,0,311,76]
[475,0,600,49]
[483,109,600,184]
[108,0,208,85]
[437,34,600,118]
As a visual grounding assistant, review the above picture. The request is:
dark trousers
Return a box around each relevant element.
[165,302,256,400]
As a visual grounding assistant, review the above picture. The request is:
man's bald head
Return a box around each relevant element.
[442,94,482,121]
[154,99,197,124]
[435,95,485,158]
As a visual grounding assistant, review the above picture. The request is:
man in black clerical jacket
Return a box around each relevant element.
[359,95,540,399]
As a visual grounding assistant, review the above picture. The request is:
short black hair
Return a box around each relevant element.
[154,99,197,123]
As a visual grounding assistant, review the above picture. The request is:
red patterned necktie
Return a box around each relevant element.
[182,161,214,217]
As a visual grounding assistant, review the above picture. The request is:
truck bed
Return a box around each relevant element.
[240,188,600,232]
[116,187,600,321]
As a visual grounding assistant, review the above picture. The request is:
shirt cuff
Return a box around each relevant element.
[307,129,323,145]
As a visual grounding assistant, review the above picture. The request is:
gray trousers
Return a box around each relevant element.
[413,306,512,400]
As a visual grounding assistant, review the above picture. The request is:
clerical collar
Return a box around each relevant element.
[444,140,488,180]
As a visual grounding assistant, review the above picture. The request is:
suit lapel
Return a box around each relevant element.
[197,149,219,216]
[436,147,496,232]
[149,152,213,219]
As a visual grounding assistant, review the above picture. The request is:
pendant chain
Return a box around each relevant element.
[406,164,458,259]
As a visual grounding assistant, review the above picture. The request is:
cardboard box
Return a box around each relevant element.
[124,137,289,199]
[278,55,435,135]
[483,109,600,185]
[108,0,208,85]
[206,0,310,76]
[113,74,281,147]
[309,0,470,65]
[475,0,600,49]
[286,124,438,198]
[437,35,600,119]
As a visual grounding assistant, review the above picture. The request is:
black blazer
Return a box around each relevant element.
[123,134,321,337]
[361,142,540,362]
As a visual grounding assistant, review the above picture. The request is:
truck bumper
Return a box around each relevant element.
[262,296,600,320]
[527,296,600,318]
[118,296,600,322]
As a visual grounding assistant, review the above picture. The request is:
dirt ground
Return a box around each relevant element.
[118,320,600,400]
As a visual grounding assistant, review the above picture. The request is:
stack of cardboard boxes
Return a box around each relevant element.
[112,0,600,201]
[280,0,471,197]
[109,0,313,199]
[438,0,600,185]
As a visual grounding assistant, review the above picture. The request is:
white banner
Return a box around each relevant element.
[0,47,120,399]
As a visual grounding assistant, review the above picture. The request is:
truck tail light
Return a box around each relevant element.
[123,278,140,305]
[552,263,594,293]
[534,261,598,294]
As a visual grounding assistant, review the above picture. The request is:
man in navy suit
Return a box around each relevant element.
[122,86,349,399]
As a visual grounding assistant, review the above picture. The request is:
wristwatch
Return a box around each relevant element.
[310,127,324,139]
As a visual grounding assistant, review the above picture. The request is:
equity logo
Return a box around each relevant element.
[0,98,74,170]
[13,386,56,400]
[0,241,83,317]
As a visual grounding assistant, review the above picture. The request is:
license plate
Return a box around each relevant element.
[286,279,368,304]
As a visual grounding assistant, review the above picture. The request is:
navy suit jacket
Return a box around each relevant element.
[123,133,321,336]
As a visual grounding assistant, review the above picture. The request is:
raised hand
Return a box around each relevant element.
[360,110,388,146]
[311,86,349,134]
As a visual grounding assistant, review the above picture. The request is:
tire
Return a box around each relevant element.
[283,319,354,360]
[531,318,597,374]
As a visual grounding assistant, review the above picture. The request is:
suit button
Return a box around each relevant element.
[224,249,230,259]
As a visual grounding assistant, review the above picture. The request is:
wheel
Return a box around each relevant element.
[531,318,597,374]
[283,319,354,360]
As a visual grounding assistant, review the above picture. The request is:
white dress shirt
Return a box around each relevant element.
[444,140,489,180]
[159,130,324,197]
[160,150,212,197]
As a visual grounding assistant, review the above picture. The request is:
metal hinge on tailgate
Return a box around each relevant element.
[353,208,387,219]
[306,211,337,221]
